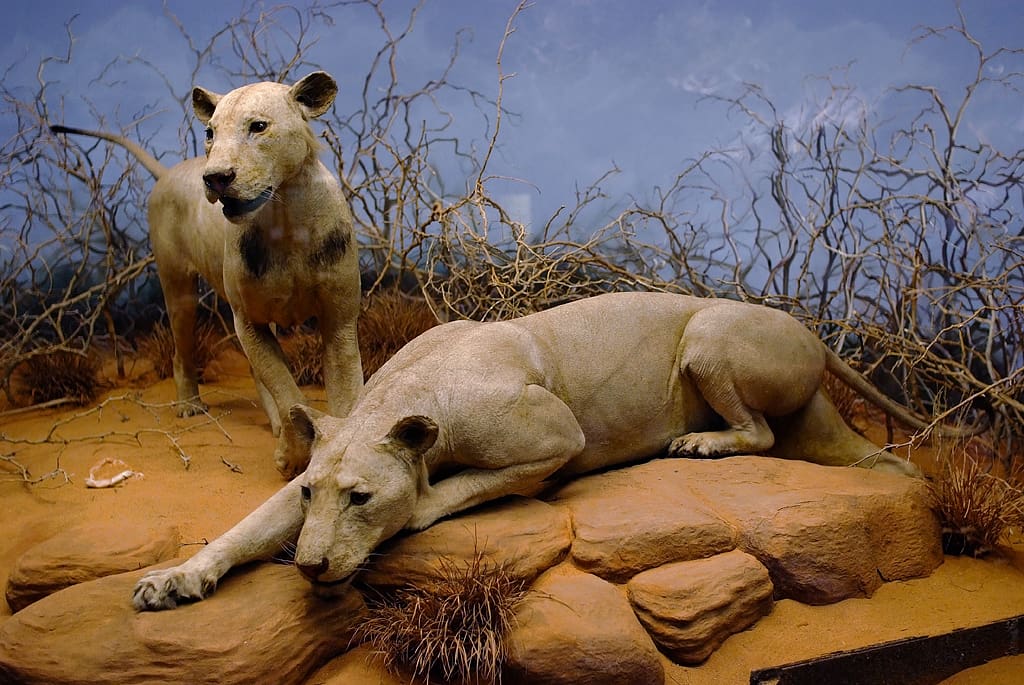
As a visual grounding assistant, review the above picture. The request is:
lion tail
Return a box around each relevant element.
[50,124,167,181]
[823,346,988,438]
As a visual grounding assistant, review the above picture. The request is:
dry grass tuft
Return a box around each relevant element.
[281,327,324,386]
[355,550,529,684]
[13,349,105,406]
[358,291,440,380]
[139,321,230,382]
[276,292,439,387]
[927,453,1024,556]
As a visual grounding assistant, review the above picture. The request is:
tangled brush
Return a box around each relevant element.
[356,551,529,684]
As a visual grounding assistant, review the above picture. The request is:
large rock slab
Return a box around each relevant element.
[554,466,737,582]
[627,549,774,664]
[686,457,943,604]
[503,567,665,685]
[361,496,571,587]
[5,522,180,612]
[0,562,365,685]
[554,456,942,603]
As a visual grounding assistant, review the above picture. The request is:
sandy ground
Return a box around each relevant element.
[1,350,1022,684]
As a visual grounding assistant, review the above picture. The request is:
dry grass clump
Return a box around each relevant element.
[928,452,1024,556]
[281,326,323,386]
[358,291,440,380]
[278,292,440,387]
[356,551,529,684]
[139,320,230,381]
[13,349,105,406]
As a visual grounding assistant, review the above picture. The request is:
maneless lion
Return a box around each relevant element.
[52,72,362,476]
[134,292,972,611]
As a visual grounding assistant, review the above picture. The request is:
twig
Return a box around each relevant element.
[0,397,78,418]
[0,392,237,482]
[221,456,244,473]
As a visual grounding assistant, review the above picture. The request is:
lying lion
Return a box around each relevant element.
[134,291,956,610]
[52,72,362,475]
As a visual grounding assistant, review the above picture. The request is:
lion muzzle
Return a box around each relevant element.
[296,556,330,581]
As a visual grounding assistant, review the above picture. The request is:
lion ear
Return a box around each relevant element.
[283,404,328,452]
[192,86,222,124]
[387,416,439,455]
[290,72,338,119]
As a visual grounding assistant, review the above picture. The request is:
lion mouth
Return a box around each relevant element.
[219,187,273,219]
[308,572,356,597]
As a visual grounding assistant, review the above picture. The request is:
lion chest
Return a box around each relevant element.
[222,222,352,327]
[231,271,319,326]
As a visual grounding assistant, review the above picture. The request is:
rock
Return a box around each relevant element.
[0,562,365,685]
[685,457,942,604]
[627,549,774,664]
[553,456,941,603]
[555,464,737,582]
[361,496,571,588]
[503,567,665,685]
[305,645,408,685]
[5,522,180,612]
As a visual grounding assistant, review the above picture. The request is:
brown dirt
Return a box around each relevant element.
[1,349,1022,684]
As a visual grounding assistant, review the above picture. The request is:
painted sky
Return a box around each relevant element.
[3,0,1021,229]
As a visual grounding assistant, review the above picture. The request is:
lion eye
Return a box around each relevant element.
[350,491,372,506]
[204,127,214,141]
[249,120,268,134]
[300,485,311,502]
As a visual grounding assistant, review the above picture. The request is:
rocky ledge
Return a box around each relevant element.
[0,456,941,684]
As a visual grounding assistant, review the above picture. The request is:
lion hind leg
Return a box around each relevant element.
[669,376,776,457]
[669,303,825,458]
[160,269,208,417]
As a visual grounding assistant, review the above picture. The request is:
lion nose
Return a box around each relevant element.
[203,169,236,194]
[297,557,329,581]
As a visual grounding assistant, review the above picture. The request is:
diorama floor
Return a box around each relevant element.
[1,351,1022,684]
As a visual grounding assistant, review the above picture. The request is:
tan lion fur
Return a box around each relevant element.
[53,72,362,475]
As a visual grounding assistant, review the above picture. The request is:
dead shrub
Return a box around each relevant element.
[139,320,230,382]
[355,551,529,684]
[13,349,105,406]
[358,291,439,380]
[927,452,1024,556]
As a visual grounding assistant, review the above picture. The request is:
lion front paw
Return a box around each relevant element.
[274,440,309,480]
[405,495,450,531]
[132,564,218,611]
